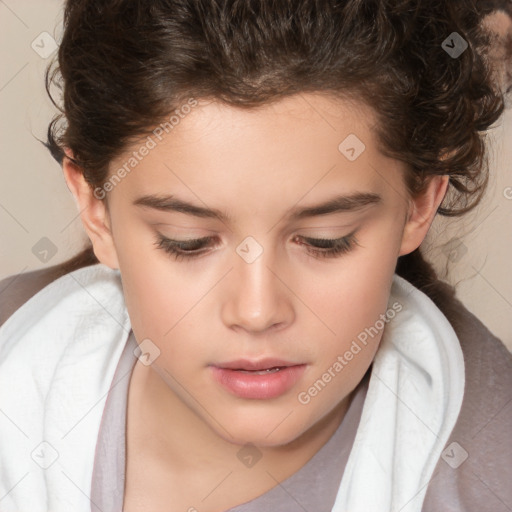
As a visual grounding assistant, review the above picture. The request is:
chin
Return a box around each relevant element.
[208,410,311,449]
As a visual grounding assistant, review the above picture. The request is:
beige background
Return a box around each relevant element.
[1,1,511,350]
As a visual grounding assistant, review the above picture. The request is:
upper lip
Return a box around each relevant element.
[213,358,303,371]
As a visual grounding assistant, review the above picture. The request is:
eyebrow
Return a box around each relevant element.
[133,191,382,223]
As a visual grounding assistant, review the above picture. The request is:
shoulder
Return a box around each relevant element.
[423,283,512,511]
[0,265,66,329]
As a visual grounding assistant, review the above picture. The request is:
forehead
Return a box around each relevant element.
[166,93,377,149]
[106,93,405,218]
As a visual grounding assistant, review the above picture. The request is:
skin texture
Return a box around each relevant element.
[63,92,449,510]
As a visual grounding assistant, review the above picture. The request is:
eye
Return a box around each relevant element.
[154,231,360,262]
[293,232,359,259]
[154,235,216,261]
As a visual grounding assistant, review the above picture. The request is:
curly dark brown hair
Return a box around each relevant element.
[44,0,505,320]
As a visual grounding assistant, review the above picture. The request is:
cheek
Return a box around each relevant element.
[114,228,200,341]
[305,247,397,336]
[121,267,200,342]
[299,238,398,383]
[295,269,393,422]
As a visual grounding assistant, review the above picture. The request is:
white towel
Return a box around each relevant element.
[0,263,464,512]
[332,271,465,512]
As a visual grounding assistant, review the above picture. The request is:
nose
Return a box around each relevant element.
[220,245,295,334]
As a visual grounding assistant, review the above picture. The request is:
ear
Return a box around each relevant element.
[398,174,449,257]
[62,150,119,269]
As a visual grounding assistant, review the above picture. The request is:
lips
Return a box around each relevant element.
[215,358,298,371]
[210,358,307,399]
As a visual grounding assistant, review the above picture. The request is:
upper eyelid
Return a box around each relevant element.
[159,233,354,247]
[167,236,212,247]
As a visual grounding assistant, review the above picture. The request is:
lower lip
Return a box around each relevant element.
[210,365,307,399]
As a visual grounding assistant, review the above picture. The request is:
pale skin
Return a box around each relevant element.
[63,92,449,511]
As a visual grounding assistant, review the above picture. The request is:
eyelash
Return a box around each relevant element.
[154,232,359,262]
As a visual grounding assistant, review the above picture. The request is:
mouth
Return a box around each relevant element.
[215,358,299,371]
[236,367,285,375]
[210,358,307,399]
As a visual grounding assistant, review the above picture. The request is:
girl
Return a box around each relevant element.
[0,1,511,511]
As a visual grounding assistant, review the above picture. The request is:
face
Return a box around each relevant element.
[66,93,446,448]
